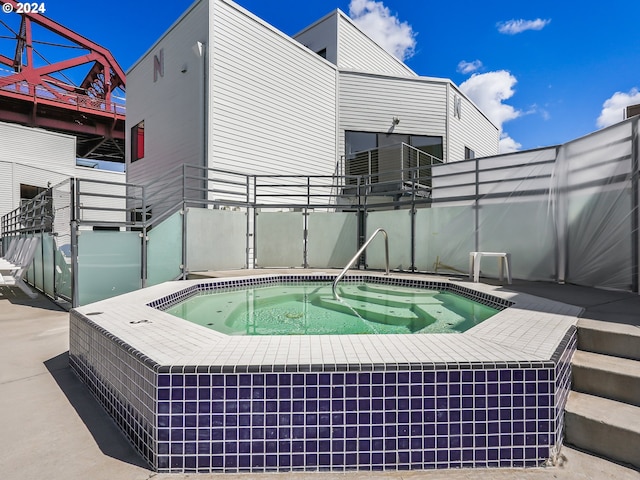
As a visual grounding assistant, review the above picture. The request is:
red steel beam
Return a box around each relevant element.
[0,109,125,139]
[0,0,126,159]
[0,88,124,119]
[0,0,125,88]
[0,0,125,102]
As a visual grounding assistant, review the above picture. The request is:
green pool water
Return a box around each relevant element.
[166,283,499,335]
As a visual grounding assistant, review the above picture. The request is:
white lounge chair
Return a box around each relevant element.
[0,237,26,268]
[1,237,20,261]
[0,236,40,298]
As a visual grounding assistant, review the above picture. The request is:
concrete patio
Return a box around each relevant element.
[1,278,639,480]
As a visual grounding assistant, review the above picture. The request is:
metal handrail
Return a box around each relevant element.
[332,228,389,300]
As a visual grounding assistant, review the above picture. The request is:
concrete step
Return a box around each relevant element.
[577,318,640,361]
[315,296,425,330]
[357,283,440,297]
[564,391,640,469]
[337,285,442,309]
[572,350,640,407]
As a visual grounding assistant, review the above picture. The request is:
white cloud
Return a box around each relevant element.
[499,133,522,154]
[460,71,521,129]
[597,88,640,128]
[460,70,522,154]
[457,60,483,74]
[349,0,416,61]
[497,18,551,35]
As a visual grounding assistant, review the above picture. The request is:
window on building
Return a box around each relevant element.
[410,135,444,161]
[378,133,409,148]
[20,183,53,230]
[131,120,145,162]
[346,131,443,158]
[128,206,152,232]
[465,147,475,160]
[344,131,443,185]
[346,131,377,155]
[20,183,47,201]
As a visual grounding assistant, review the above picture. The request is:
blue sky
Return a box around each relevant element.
[2,0,639,154]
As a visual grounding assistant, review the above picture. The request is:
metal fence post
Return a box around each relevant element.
[474,156,480,252]
[303,177,310,268]
[70,178,79,308]
[246,174,250,269]
[632,117,639,293]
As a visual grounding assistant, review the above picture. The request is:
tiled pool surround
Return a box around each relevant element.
[69,273,580,473]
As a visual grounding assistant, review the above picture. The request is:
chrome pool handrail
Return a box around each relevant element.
[332,228,389,300]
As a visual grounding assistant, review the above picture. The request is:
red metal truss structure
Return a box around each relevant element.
[0,0,126,161]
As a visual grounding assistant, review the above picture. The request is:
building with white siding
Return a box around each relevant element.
[0,121,125,221]
[125,0,498,197]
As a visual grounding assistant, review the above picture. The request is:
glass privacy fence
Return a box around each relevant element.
[2,118,639,307]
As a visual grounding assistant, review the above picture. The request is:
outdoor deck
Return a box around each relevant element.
[1,276,639,480]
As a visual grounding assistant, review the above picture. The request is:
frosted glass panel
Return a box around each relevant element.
[567,190,632,290]
[560,121,634,290]
[26,236,34,284]
[54,239,72,300]
[307,212,358,268]
[366,210,412,270]
[187,208,246,271]
[415,206,474,273]
[77,231,141,306]
[33,234,44,290]
[43,234,55,297]
[478,201,555,281]
[256,212,303,267]
[147,211,183,286]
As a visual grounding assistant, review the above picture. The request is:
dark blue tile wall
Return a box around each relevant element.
[552,326,577,455]
[69,313,157,469]
[153,365,558,473]
[70,298,574,474]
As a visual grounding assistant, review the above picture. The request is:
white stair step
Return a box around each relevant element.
[572,350,640,406]
[578,319,640,361]
[565,391,640,469]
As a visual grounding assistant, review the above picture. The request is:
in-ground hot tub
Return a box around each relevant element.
[69,272,579,473]
[166,281,502,335]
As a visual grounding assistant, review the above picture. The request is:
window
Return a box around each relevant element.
[346,131,376,155]
[345,131,443,159]
[131,120,145,162]
[20,183,47,201]
[465,147,475,160]
[410,135,444,161]
[378,133,409,148]
[344,131,443,186]
[20,183,53,230]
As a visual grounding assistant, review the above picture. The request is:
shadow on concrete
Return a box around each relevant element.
[44,351,150,470]
[499,280,640,327]
[0,288,68,312]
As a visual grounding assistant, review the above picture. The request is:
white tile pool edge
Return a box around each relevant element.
[72,272,582,368]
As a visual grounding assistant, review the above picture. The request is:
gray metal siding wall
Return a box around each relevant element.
[0,122,76,172]
[208,0,337,182]
[338,72,448,159]
[337,13,415,77]
[293,13,338,65]
[0,161,71,220]
[0,122,124,219]
[0,161,125,222]
[0,153,72,220]
[126,0,209,189]
[448,86,499,161]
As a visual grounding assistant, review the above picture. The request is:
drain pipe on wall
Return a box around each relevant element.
[193,41,208,203]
